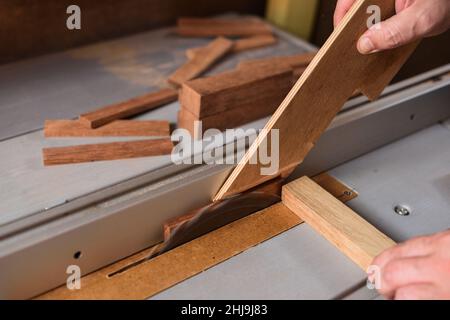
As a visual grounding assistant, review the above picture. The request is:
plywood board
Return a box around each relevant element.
[214,0,419,200]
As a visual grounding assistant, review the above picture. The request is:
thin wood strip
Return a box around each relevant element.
[282,176,395,270]
[79,88,178,129]
[168,37,233,87]
[237,52,317,70]
[176,17,273,37]
[214,0,419,200]
[186,35,278,59]
[44,120,170,137]
[42,139,173,166]
[37,202,301,300]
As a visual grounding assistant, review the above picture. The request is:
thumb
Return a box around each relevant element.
[357,8,419,54]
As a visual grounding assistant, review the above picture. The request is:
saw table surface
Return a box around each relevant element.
[152,122,450,299]
[0,19,316,227]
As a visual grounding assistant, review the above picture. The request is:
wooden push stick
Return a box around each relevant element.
[214,0,419,200]
[42,139,173,166]
[176,17,273,37]
[168,37,233,87]
[79,89,178,129]
[44,120,170,137]
[186,35,278,59]
[282,176,395,270]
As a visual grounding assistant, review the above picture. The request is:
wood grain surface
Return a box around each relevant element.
[79,88,178,129]
[43,139,173,166]
[283,176,395,270]
[44,120,170,137]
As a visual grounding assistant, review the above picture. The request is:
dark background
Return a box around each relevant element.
[1,0,449,81]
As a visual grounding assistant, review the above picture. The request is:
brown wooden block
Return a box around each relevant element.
[168,37,233,87]
[42,139,173,166]
[79,88,178,129]
[44,120,170,137]
[176,17,273,37]
[180,63,293,119]
[282,176,395,270]
[186,34,278,59]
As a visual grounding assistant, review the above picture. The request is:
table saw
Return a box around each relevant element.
[0,21,449,300]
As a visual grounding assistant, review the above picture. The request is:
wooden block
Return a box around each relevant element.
[180,63,293,119]
[42,139,173,166]
[176,17,273,37]
[79,88,178,129]
[282,176,395,270]
[186,35,278,59]
[37,202,300,300]
[214,0,419,200]
[44,120,170,137]
[168,37,233,87]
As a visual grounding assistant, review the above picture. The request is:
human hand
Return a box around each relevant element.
[334,0,450,54]
[370,230,450,300]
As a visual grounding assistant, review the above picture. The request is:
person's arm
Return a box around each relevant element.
[370,230,450,300]
[334,0,450,54]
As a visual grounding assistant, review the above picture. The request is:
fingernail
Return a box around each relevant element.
[358,37,375,54]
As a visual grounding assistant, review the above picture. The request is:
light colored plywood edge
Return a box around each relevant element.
[282,176,396,270]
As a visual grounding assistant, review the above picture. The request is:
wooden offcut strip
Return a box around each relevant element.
[214,0,419,200]
[42,139,173,166]
[186,35,278,59]
[176,17,273,37]
[79,88,178,129]
[282,176,395,270]
[44,120,170,137]
[168,37,233,87]
[37,202,301,300]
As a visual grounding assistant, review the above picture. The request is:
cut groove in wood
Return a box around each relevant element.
[42,139,173,166]
[79,88,178,129]
[168,37,233,87]
[282,176,395,270]
[176,17,273,37]
[186,35,278,59]
[214,0,419,201]
[44,120,170,137]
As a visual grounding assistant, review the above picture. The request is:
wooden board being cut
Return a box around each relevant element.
[42,139,173,166]
[79,88,178,129]
[168,37,233,87]
[176,17,273,37]
[282,176,395,270]
[214,0,419,200]
[44,120,170,137]
[186,35,278,59]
